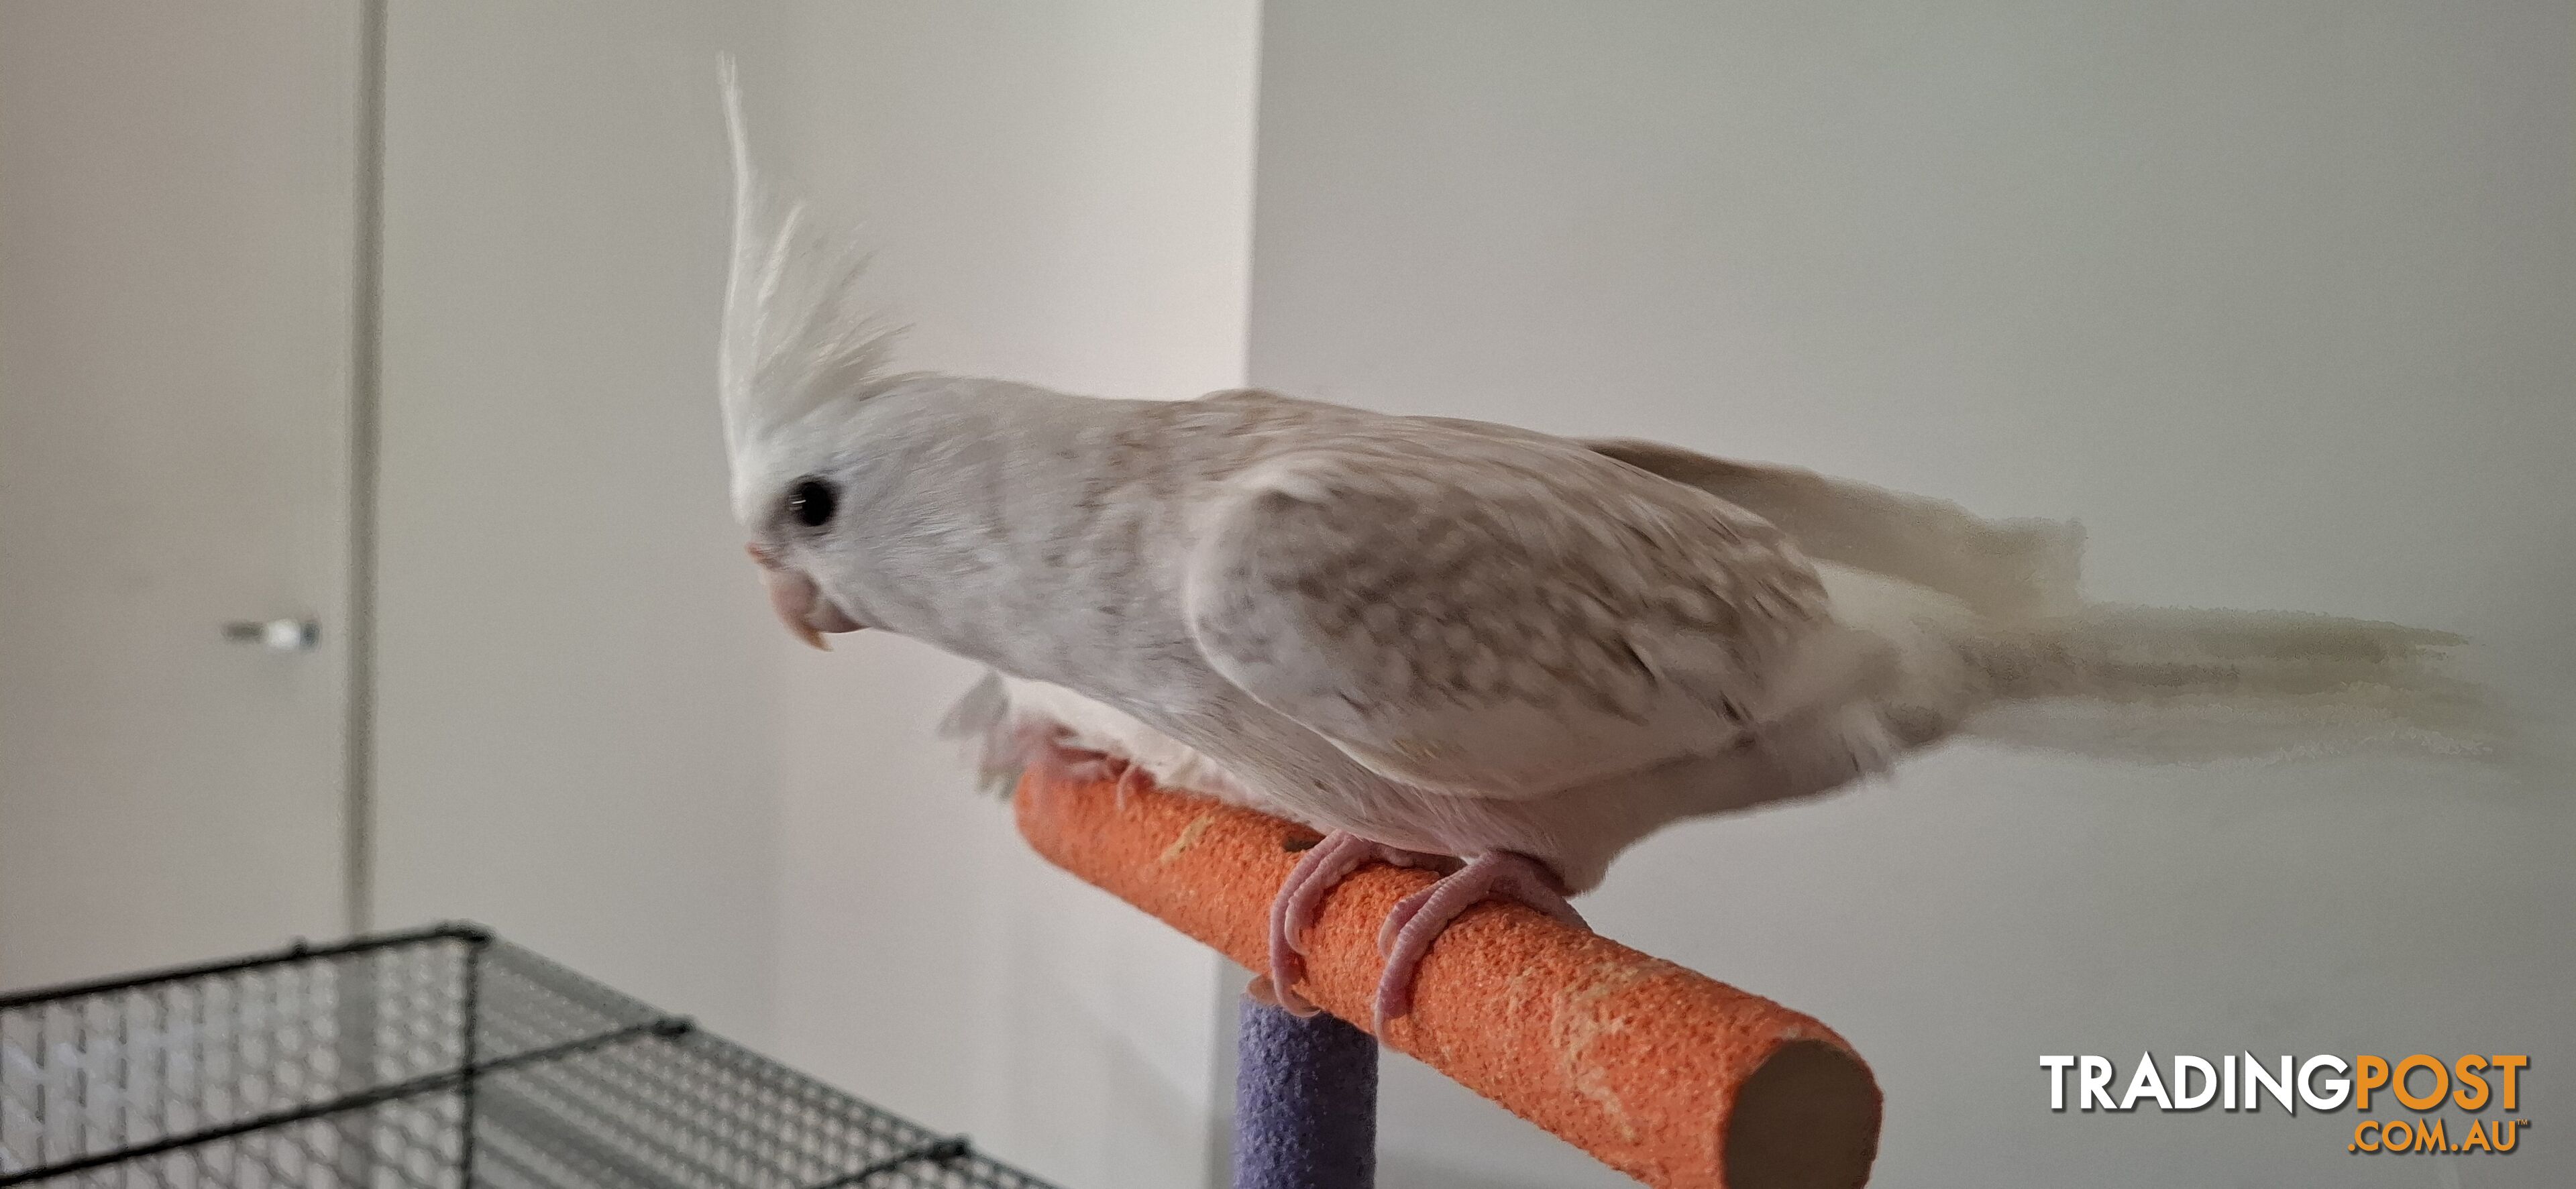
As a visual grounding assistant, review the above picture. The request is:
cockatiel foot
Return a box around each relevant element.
[1371,851,1586,1032]
[1015,722,1140,795]
[1257,831,1458,1019]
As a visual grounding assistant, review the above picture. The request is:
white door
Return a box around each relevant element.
[0,1,367,989]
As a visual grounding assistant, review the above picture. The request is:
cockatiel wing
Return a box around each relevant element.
[1183,430,1853,801]
[1580,438,2085,619]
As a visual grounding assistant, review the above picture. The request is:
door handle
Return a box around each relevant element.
[222,618,319,652]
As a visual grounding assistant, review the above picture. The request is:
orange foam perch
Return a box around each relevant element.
[1014,771,1881,1189]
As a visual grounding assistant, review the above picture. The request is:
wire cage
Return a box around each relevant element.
[0,925,1057,1189]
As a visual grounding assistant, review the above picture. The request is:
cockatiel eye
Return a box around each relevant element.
[786,478,837,528]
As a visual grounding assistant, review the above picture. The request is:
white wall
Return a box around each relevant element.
[373,3,1258,1186]
[374,3,784,1040]
[756,6,1258,1186]
[1248,3,2573,1186]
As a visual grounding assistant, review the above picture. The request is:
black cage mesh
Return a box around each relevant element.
[0,926,1056,1189]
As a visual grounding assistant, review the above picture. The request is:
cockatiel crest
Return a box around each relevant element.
[716,59,904,524]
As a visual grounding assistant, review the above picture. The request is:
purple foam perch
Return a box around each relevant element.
[1232,997,1379,1189]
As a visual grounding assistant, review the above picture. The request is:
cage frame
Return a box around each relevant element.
[0,924,1052,1189]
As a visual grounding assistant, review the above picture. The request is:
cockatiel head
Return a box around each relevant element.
[717,62,894,648]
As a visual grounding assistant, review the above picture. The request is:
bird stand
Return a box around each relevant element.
[1013,769,1882,1189]
[1232,997,1377,1188]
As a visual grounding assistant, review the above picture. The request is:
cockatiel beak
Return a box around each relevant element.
[746,544,865,649]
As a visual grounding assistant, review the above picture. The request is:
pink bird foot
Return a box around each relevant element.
[1372,851,1586,1032]
[1256,831,1457,1018]
[1018,722,1127,785]
[1110,756,1146,809]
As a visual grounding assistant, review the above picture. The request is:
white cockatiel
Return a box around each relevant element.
[717,75,2487,1027]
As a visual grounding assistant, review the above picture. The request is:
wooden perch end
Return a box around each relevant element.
[1014,770,1882,1189]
